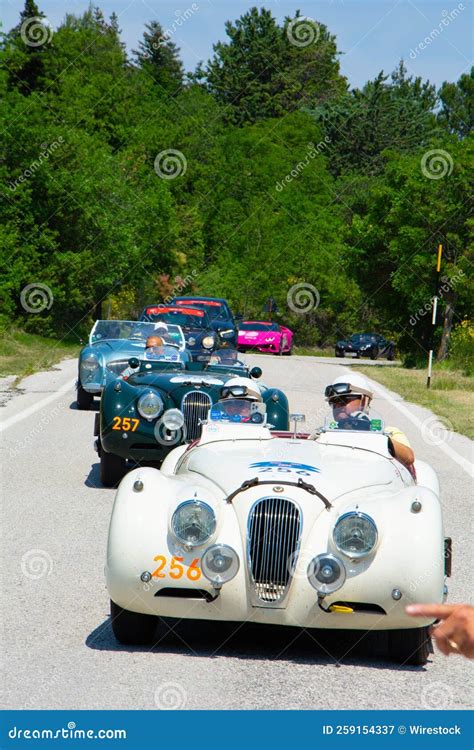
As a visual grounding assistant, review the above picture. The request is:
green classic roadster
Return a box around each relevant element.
[95,350,289,486]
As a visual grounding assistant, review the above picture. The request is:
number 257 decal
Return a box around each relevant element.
[151,555,202,581]
[112,416,140,431]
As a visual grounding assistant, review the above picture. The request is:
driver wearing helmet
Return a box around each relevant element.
[217,376,263,420]
[325,373,415,468]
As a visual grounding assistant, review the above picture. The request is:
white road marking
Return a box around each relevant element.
[0,378,76,433]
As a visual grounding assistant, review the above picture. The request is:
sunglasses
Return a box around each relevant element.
[330,395,361,406]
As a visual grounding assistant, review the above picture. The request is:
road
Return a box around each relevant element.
[1,354,472,710]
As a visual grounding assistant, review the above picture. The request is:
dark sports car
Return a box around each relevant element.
[170,296,238,348]
[139,305,222,362]
[96,351,289,486]
[335,333,395,360]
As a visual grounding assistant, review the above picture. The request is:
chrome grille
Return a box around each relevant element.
[181,390,212,441]
[248,497,302,604]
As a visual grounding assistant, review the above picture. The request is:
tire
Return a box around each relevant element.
[77,384,93,410]
[370,347,379,360]
[387,348,395,361]
[110,600,158,645]
[100,451,126,488]
[388,626,432,666]
[278,341,284,355]
[335,351,344,358]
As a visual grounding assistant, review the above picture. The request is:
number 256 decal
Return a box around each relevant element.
[151,555,202,581]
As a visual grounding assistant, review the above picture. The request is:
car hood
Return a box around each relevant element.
[180,437,404,501]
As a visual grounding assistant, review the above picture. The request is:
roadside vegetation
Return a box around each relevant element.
[0,3,472,377]
[0,329,79,381]
[358,365,474,439]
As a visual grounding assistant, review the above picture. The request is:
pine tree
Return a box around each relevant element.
[7,0,53,94]
[133,21,183,94]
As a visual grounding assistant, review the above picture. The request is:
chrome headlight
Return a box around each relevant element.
[333,512,378,558]
[201,544,239,585]
[81,353,100,371]
[308,553,346,595]
[202,335,215,349]
[137,391,164,419]
[187,337,196,346]
[171,501,216,547]
[161,408,185,431]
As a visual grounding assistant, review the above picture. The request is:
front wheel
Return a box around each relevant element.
[387,348,395,361]
[100,451,126,487]
[388,626,432,665]
[110,600,158,645]
[335,350,344,358]
[370,347,379,360]
[77,384,93,410]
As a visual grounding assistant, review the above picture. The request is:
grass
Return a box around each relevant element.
[0,329,80,383]
[293,346,335,357]
[357,364,474,439]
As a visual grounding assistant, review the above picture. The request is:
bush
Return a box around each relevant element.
[447,320,474,376]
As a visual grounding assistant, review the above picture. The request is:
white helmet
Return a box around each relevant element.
[222,376,262,402]
[154,322,168,332]
[326,373,373,403]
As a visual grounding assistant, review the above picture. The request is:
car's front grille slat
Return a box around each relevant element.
[248,497,302,604]
[181,390,212,442]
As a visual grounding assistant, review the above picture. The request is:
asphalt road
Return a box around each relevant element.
[1,354,472,710]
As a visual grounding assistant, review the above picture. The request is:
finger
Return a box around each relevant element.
[405,604,456,619]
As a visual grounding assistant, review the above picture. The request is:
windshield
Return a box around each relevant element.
[350,334,378,343]
[90,320,185,348]
[209,399,266,424]
[174,299,227,321]
[240,322,279,332]
[323,411,384,433]
[208,349,243,367]
[143,308,210,330]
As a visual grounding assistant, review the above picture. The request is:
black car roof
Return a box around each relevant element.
[171,296,229,304]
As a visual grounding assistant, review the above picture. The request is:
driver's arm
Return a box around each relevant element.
[386,427,415,467]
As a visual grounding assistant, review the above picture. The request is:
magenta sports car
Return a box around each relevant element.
[238,321,294,355]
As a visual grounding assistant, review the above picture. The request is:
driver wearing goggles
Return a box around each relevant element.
[325,374,415,468]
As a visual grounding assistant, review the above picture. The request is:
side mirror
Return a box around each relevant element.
[250,366,262,379]
[290,413,305,438]
[128,357,140,368]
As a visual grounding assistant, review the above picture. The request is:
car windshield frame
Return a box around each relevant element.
[173,299,229,322]
[89,320,185,349]
[349,334,379,344]
[141,307,211,330]
[240,322,279,332]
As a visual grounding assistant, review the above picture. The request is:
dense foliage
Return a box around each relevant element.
[1,3,472,362]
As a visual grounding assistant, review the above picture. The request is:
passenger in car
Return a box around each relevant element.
[324,373,415,469]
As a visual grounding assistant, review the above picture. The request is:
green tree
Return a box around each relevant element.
[133,21,184,94]
[311,62,439,176]
[199,7,346,125]
[438,67,474,138]
[3,0,53,94]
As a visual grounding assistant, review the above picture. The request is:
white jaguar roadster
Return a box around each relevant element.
[106,403,449,665]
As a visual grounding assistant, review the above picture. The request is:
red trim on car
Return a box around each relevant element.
[145,306,205,316]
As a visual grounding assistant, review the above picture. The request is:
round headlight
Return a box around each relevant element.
[307,553,346,595]
[333,512,378,558]
[81,353,99,371]
[188,337,196,346]
[171,501,216,547]
[161,408,185,431]
[202,335,215,349]
[137,390,164,419]
[201,544,239,585]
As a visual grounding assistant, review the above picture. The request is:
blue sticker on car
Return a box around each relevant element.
[249,461,320,476]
